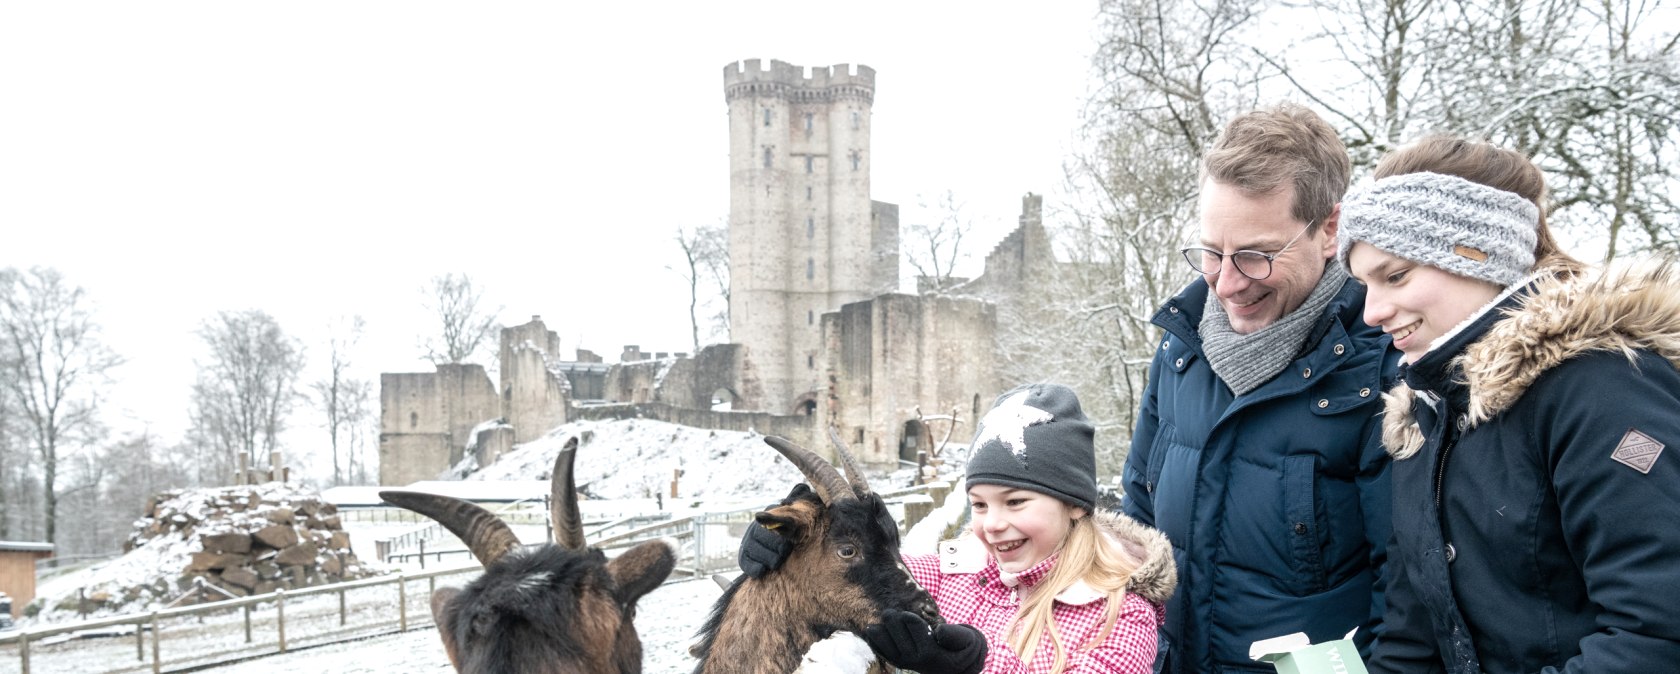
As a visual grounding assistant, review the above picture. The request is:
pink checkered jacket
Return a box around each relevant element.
[903,511,1176,674]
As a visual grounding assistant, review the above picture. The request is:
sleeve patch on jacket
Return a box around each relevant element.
[1612,428,1666,474]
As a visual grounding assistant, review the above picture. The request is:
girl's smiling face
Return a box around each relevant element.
[968,484,1085,573]
[1347,242,1504,363]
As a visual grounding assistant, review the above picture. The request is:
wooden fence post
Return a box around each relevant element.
[692,513,706,578]
[398,572,408,631]
[903,496,933,532]
[277,588,287,652]
[150,612,160,674]
[928,481,951,509]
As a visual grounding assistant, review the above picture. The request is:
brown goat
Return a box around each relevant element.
[379,437,676,674]
[690,434,942,674]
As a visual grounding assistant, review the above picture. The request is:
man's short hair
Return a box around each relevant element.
[1202,103,1350,231]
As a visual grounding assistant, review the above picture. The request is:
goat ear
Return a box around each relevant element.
[607,539,677,603]
[755,501,817,543]
[430,588,463,669]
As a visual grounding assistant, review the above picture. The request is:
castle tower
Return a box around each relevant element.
[724,59,897,413]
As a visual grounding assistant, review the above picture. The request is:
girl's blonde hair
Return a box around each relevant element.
[1005,512,1142,673]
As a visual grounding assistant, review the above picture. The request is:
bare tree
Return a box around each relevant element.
[189,309,305,483]
[1260,0,1679,258]
[672,222,730,352]
[1529,0,1680,260]
[50,445,110,557]
[0,267,123,545]
[420,273,500,365]
[0,347,16,539]
[311,315,370,486]
[1000,0,1265,468]
[51,432,196,557]
[342,381,376,484]
[904,190,977,293]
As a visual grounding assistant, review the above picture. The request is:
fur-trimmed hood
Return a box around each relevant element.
[1096,510,1177,605]
[1383,258,1680,459]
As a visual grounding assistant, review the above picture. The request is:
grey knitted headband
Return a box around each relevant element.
[1338,171,1539,287]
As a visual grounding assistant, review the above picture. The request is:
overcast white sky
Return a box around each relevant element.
[0,2,1102,448]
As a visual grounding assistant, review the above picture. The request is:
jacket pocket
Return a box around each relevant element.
[1306,367,1382,417]
[1145,421,1173,494]
[1284,454,1328,593]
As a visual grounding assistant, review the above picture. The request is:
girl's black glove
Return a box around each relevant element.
[863,609,987,674]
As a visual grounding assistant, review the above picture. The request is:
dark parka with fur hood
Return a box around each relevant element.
[1370,261,1680,673]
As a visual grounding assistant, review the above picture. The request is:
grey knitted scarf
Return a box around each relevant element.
[1201,262,1347,396]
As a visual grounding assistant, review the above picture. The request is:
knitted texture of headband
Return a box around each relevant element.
[1338,171,1539,287]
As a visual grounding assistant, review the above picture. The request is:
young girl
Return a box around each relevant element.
[1339,135,1680,673]
[743,383,1175,674]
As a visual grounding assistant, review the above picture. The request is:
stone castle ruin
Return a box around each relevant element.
[378,60,1069,483]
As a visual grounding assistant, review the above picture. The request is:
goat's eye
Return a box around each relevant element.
[837,544,857,559]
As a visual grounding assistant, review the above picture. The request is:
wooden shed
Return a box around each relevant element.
[0,541,54,618]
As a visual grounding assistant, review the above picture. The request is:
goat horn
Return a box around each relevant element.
[826,425,872,494]
[550,437,586,550]
[764,435,853,504]
[378,490,521,566]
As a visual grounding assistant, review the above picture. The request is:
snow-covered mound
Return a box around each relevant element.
[457,418,821,504]
[28,482,384,625]
[463,417,976,503]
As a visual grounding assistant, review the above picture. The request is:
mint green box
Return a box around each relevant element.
[1249,632,1369,674]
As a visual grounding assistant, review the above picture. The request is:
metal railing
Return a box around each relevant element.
[35,554,120,573]
[375,511,676,567]
[0,563,480,674]
[372,498,549,559]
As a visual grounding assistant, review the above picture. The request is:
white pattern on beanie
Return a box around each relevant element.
[1338,171,1539,287]
[970,389,1054,462]
[964,383,1099,511]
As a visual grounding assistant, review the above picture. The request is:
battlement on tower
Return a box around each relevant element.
[723,59,875,103]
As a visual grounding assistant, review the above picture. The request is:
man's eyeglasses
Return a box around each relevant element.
[1181,221,1316,281]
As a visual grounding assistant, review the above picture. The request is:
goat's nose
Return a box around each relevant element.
[919,599,943,627]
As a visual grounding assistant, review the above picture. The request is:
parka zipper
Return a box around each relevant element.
[1434,414,1464,514]
[1434,439,1453,512]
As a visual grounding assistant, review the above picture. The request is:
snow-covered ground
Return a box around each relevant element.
[3,418,972,673]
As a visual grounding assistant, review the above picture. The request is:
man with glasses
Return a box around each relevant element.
[1123,104,1402,673]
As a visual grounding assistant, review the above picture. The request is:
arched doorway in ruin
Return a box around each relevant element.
[710,387,737,411]
[899,418,929,463]
[791,392,819,417]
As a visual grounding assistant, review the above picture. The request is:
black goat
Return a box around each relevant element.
[380,437,675,673]
[690,434,942,674]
